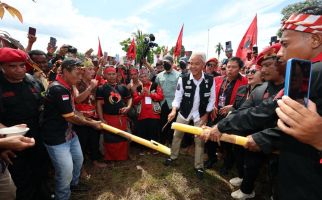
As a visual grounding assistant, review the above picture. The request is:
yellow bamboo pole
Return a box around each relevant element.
[101,123,171,156]
[171,122,248,146]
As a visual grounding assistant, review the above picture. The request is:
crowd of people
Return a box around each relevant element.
[0,5,321,200]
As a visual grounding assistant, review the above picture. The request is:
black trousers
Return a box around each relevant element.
[268,154,279,199]
[137,118,161,142]
[74,125,101,161]
[127,107,138,136]
[240,151,265,194]
[234,146,245,178]
[8,144,51,200]
[205,141,217,160]
[160,102,174,145]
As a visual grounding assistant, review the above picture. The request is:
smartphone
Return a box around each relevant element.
[49,37,57,47]
[86,48,94,55]
[28,27,36,36]
[225,41,232,50]
[284,58,312,107]
[270,36,278,46]
[252,46,258,54]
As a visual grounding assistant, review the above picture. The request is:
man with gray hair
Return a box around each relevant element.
[164,52,215,179]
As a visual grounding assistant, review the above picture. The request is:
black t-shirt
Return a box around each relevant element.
[42,82,75,145]
[96,83,131,115]
[0,73,43,138]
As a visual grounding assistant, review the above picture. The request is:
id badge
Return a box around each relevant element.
[218,94,226,108]
[145,97,152,104]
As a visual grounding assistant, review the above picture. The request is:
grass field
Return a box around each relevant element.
[71,145,271,200]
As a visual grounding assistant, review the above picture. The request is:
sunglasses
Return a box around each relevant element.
[246,69,257,75]
[207,63,216,67]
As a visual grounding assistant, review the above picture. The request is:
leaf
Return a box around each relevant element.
[3,3,23,23]
[0,4,5,19]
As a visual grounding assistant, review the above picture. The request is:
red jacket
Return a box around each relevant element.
[214,75,248,107]
[133,82,164,120]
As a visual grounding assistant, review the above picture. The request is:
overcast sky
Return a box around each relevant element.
[1,0,301,59]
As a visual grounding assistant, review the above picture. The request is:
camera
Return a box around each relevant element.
[140,34,158,67]
[144,34,158,48]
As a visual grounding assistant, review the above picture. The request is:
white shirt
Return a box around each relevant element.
[172,72,216,122]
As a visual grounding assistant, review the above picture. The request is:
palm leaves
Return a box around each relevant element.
[0,2,23,23]
[215,42,224,60]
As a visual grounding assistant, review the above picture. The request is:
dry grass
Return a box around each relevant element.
[71,145,270,200]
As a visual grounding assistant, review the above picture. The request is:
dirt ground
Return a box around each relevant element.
[70,145,272,200]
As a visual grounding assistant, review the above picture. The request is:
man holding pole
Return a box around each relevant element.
[42,59,102,200]
[164,52,216,179]
[201,6,322,199]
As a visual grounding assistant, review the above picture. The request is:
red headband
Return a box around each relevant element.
[139,68,149,75]
[256,43,281,66]
[129,68,138,74]
[282,14,322,34]
[104,67,116,74]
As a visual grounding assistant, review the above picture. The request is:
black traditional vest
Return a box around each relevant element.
[179,73,213,118]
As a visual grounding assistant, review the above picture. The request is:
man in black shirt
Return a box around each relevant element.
[202,6,322,200]
[204,57,247,171]
[0,47,52,200]
[42,59,101,200]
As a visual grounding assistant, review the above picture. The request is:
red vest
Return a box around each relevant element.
[214,75,248,107]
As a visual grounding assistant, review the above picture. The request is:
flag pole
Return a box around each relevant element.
[207,28,210,59]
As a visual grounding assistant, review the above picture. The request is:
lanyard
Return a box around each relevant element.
[221,78,231,95]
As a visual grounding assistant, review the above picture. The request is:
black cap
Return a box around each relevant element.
[179,57,188,64]
[61,58,83,71]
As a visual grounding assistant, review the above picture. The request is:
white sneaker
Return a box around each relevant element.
[229,177,243,187]
[231,189,255,199]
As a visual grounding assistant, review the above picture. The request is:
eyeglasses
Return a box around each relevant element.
[246,69,257,75]
[207,63,216,67]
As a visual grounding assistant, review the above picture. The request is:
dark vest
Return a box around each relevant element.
[179,73,213,118]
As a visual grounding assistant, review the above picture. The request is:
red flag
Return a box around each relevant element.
[236,15,257,61]
[97,37,103,58]
[127,38,136,61]
[174,24,184,57]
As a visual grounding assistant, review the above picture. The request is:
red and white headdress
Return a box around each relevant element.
[282,13,322,33]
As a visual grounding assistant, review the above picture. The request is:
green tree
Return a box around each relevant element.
[119,38,131,53]
[119,30,155,64]
[76,52,85,60]
[215,42,224,60]
[152,45,166,56]
[277,0,321,37]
